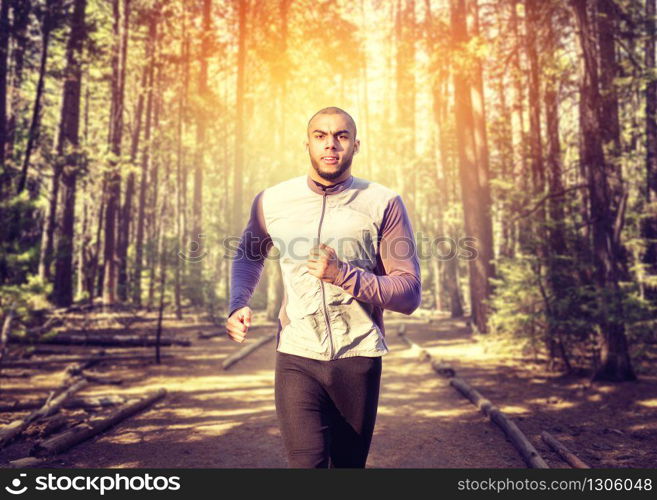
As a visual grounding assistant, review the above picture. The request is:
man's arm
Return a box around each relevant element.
[228,191,272,318]
[331,195,421,315]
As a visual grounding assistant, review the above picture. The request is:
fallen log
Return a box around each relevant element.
[64,352,105,378]
[22,315,65,339]
[24,414,68,439]
[32,388,167,457]
[0,378,88,449]
[541,431,590,469]
[0,394,131,412]
[0,370,31,378]
[199,324,270,340]
[9,333,190,347]
[396,324,548,469]
[2,353,174,368]
[397,324,455,377]
[8,456,48,468]
[79,370,123,385]
[450,376,549,469]
[222,334,276,370]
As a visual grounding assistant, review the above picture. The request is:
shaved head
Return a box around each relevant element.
[307,107,357,139]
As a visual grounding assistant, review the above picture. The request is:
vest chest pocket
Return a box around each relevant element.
[323,207,379,271]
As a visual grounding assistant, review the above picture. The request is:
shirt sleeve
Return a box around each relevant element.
[331,195,422,315]
[228,191,273,318]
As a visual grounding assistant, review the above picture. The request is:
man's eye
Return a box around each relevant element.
[339,135,348,139]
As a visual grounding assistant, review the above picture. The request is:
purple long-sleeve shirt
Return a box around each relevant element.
[229,174,421,338]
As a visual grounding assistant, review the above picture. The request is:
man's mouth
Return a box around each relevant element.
[321,156,338,165]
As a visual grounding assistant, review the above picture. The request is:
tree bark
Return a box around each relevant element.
[102,0,130,305]
[233,0,246,232]
[0,0,10,177]
[32,389,166,457]
[174,8,188,320]
[467,0,495,282]
[5,0,30,162]
[53,0,87,307]
[132,15,157,307]
[571,0,635,381]
[450,0,492,333]
[642,0,657,299]
[596,0,629,281]
[189,0,211,306]
[524,0,546,226]
[510,0,529,253]
[543,3,575,371]
[395,0,417,223]
[18,0,58,194]
[117,50,148,304]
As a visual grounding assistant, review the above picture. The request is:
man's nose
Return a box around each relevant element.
[324,136,338,149]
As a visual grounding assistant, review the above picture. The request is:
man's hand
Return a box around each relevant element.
[307,243,342,284]
[225,306,252,343]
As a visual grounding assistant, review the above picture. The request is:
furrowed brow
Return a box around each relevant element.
[312,129,351,136]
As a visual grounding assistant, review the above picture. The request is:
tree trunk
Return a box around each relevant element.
[510,0,529,253]
[450,0,493,334]
[596,0,629,281]
[233,0,246,232]
[52,0,87,307]
[642,0,657,299]
[146,75,162,312]
[88,192,105,304]
[133,15,157,307]
[395,0,417,223]
[18,0,56,194]
[102,0,130,305]
[117,61,146,303]
[174,11,188,320]
[189,0,211,306]
[0,0,9,178]
[37,1,63,283]
[426,0,464,318]
[524,0,546,233]
[5,0,30,162]
[467,0,495,282]
[77,196,88,299]
[571,0,635,381]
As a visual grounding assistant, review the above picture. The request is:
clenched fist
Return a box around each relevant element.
[307,243,342,284]
[225,306,252,343]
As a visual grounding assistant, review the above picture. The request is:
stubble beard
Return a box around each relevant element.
[310,154,354,181]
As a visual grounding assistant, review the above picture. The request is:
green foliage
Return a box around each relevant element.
[0,191,42,285]
[488,255,547,357]
[488,248,601,371]
[0,274,53,336]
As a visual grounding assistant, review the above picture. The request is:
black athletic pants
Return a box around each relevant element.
[274,351,382,468]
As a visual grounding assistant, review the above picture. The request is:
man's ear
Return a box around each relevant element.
[354,139,360,154]
[304,139,309,151]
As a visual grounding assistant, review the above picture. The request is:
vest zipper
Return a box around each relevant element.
[317,191,334,359]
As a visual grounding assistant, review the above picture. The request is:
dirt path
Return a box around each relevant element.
[1,311,655,468]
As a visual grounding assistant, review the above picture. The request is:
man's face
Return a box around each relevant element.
[306,113,359,181]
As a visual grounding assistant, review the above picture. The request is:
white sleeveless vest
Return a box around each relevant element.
[262,175,398,360]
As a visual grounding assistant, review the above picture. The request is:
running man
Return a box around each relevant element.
[225,106,421,468]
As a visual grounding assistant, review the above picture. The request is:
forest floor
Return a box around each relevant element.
[1,307,656,468]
